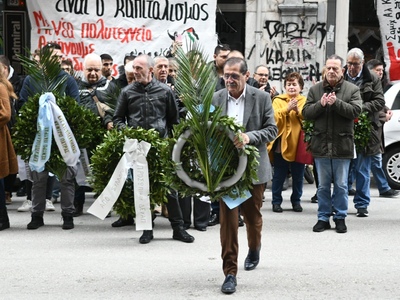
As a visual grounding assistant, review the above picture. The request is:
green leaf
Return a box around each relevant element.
[165,45,259,200]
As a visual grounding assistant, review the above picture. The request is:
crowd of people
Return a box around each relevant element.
[0,42,399,295]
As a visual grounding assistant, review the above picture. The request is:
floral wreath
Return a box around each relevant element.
[89,127,172,218]
[13,96,104,180]
[12,48,105,180]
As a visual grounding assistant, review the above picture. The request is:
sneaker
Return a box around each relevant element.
[17,200,32,212]
[356,208,369,217]
[379,189,400,198]
[45,199,56,211]
[334,219,347,233]
[5,192,12,205]
[313,220,331,232]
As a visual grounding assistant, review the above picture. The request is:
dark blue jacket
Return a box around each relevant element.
[17,70,80,111]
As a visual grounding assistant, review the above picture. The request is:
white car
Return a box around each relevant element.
[383,82,400,189]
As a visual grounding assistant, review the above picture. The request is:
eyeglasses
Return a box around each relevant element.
[347,62,361,67]
[223,73,242,80]
[255,73,269,77]
[86,68,100,73]
[45,42,62,50]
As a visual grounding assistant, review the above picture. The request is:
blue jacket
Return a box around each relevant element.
[17,70,80,110]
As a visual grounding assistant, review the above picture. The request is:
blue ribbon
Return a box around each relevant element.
[29,93,54,172]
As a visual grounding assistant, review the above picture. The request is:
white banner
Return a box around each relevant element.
[26,0,218,77]
[377,1,400,83]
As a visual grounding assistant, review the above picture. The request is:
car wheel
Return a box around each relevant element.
[383,147,400,190]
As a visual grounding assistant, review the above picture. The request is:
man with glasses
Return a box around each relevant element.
[253,64,277,98]
[344,48,385,218]
[74,53,119,216]
[212,57,277,294]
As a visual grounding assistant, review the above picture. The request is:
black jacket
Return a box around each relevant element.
[113,77,179,138]
[344,65,385,155]
[78,77,118,128]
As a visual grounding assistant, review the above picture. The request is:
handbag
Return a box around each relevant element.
[92,94,111,119]
[295,130,313,165]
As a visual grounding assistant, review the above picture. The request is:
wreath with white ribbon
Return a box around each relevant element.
[89,127,172,219]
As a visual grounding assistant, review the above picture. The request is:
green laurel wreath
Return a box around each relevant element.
[302,111,371,153]
[89,127,172,218]
[353,111,372,153]
[12,94,105,180]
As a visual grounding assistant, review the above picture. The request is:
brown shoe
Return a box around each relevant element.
[5,192,12,205]
[161,204,169,218]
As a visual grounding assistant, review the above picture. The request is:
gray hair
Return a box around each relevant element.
[347,48,364,62]
[154,56,168,66]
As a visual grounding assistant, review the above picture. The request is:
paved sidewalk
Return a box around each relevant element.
[1,181,399,300]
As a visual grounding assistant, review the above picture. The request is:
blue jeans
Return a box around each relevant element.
[353,153,371,209]
[272,152,305,205]
[371,153,391,194]
[348,158,356,191]
[315,158,350,221]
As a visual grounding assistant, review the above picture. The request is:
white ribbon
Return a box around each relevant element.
[29,92,81,172]
[87,139,153,231]
[75,149,91,187]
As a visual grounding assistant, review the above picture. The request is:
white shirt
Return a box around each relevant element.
[227,86,246,126]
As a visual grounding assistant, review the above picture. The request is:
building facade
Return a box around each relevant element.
[0,0,383,94]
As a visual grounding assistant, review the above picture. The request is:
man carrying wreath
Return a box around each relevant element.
[19,43,81,230]
[212,57,277,294]
[113,54,194,244]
